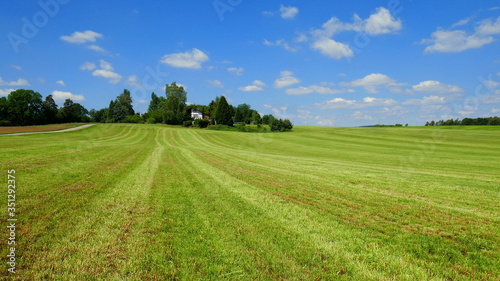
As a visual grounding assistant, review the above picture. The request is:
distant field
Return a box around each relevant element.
[1,124,499,280]
[0,123,84,134]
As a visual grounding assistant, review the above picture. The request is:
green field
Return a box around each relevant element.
[1,124,499,280]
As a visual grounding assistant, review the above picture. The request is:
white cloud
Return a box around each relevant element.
[99,60,114,71]
[452,17,474,28]
[208,80,224,88]
[127,75,143,88]
[87,44,107,53]
[239,85,263,92]
[263,104,288,118]
[227,67,244,75]
[135,100,148,104]
[364,7,403,35]
[351,111,373,120]
[56,80,65,86]
[92,69,122,84]
[263,39,298,52]
[340,73,397,94]
[286,86,314,95]
[239,80,266,92]
[311,37,354,60]
[295,33,308,43]
[280,5,299,19]
[422,16,500,53]
[160,48,209,69]
[412,80,463,94]
[476,16,500,36]
[274,71,301,88]
[11,65,22,71]
[285,85,350,95]
[0,77,29,86]
[403,95,446,106]
[422,30,494,53]
[296,109,312,119]
[313,7,401,37]
[316,97,396,109]
[253,80,266,87]
[80,62,96,71]
[483,80,500,90]
[60,30,103,44]
[0,89,16,97]
[316,119,335,126]
[52,91,85,102]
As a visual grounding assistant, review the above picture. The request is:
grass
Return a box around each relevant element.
[0,124,499,280]
[0,123,85,134]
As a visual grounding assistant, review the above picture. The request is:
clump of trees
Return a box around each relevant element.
[0,89,89,126]
[425,117,500,126]
[1,82,293,132]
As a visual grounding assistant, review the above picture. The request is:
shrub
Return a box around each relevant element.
[146,117,156,124]
[183,120,193,127]
[194,119,209,128]
[123,115,143,123]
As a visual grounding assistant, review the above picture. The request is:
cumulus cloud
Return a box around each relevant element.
[313,7,402,37]
[0,89,16,97]
[126,75,144,88]
[208,80,224,88]
[227,67,244,75]
[61,30,103,44]
[11,65,22,71]
[311,37,354,59]
[309,7,401,60]
[274,71,301,88]
[364,7,403,35]
[285,85,352,95]
[340,73,400,94]
[52,91,85,102]
[316,97,397,109]
[92,69,122,84]
[56,80,65,86]
[351,111,373,120]
[80,62,96,71]
[239,80,266,92]
[412,80,463,94]
[160,48,209,69]
[87,44,107,53]
[99,60,114,71]
[280,5,299,19]
[263,39,299,52]
[81,60,122,84]
[403,95,446,106]
[421,16,500,53]
[0,77,29,86]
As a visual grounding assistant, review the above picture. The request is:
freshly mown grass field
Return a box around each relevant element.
[1,124,499,280]
[0,123,85,135]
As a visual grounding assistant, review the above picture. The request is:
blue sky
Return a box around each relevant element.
[1,0,499,126]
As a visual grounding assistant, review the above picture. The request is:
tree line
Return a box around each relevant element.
[0,82,293,131]
[425,117,500,126]
[0,89,89,126]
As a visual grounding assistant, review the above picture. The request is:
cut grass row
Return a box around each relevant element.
[0,124,498,280]
[0,123,85,134]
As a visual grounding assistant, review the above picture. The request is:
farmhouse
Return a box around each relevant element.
[190,108,210,120]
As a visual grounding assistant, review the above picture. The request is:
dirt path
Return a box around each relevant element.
[0,124,96,136]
